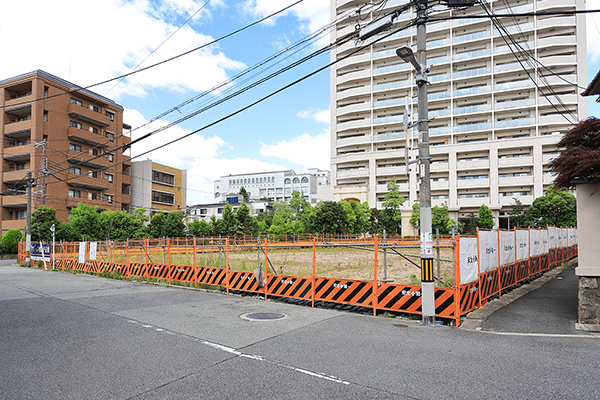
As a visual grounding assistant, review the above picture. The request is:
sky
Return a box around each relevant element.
[1,0,599,206]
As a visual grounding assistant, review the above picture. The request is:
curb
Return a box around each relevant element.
[460,259,578,331]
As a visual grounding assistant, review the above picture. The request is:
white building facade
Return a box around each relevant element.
[331,0,586,231]
[214,168,331,205]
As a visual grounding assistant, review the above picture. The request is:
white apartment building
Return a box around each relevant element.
[214,168,332,205]
[186,196,271,222]
[330,0,586,232]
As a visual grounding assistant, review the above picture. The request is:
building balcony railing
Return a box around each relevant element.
[68,103,111,127]
[4,120,31,135]
[3,169,30,183]
[2,194,27,207]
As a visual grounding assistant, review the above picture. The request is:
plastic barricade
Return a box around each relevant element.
[267,275,312,301]
[314,278,373,307]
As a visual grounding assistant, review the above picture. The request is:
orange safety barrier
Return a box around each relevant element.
[196,267,227,286]
[267,275,312,300]
[314,278,373,307]
[22,229,577,327]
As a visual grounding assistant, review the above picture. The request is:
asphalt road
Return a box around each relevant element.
[2,260,599,399]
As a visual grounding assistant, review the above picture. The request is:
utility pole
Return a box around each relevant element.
[359,0,476,326]
[25,171,32,268]
[34,139,47,206]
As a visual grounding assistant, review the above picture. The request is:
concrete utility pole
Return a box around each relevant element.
[25,171,32,268]
[359,0,476,325]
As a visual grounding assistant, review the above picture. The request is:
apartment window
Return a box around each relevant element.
[276,188,283,194]
[43,110,48,122]
[284,178,291,184]
[16,139,27,146]
[91,171,98,178]
[90,193,98,200]
[260,189,267,197]
[70,98,83,106]
[105,194,113,203]
[92,106,99,112]
[69,143,82,152]
[68,189,81,198]
[105,153,114,162]
[268,188,275,195]
[200,208,208,215]
[69,167,81,175]
[16,162,27,170]
[17,210,27,220]
[217,208,224,214]
[92,149,98,156]
[70,120,82,129]
[152,171,175,185]
[152,190,174,205]
[44,86,49,98]
[106,111,114,121]
[91,127,99,134]
[301,177,309,183]
[17,116,27,122]
[106,132,114,141]
[105,174,113,183]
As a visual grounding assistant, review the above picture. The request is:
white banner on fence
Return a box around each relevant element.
[89,242,97,261]
[530,229,541,257]
[516,230,529,261]
[78,242,87,263]
[541,229,549,254]
[562,227,568,247]
[499,230,515,266]
[460,237,478,285]
[478,230,499,273]
[568,228,577,245]
[548,226,557,249]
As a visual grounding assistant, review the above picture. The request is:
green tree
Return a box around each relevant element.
[164,211,186,238]
[410,203,420,231]
[149,211,167,238]
[525,185,577,227]
[290,191,315,232]
[315,201,347,234]
[235,202,258,235]
[353,201,371,234]
[221,204,238,236]
[187,219,211,237]
[431,202,456,234]
[477,204,495,229]
[100,208,148,240]
[464,213,478,235]
[69,203,103,240]
[58,222,79,241]
[268,201,303,235]
[380,178,406,234]
[1,229,22,254]
[508,198,526,229]
[239,186,250,202]
[31,206,61,242]
[209,214,223,236]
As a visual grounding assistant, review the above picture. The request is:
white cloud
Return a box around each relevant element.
[297,107,330,124]
[260,129,330,170]
[0,0,245,99]
[587,1,600,63]
[125,108,287,204]
[240,0,330,39]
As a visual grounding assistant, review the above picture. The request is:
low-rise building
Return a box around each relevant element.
[131,160,187,216]
[213,168,331,205]
[186,196,271,222]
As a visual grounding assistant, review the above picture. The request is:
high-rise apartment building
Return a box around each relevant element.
[131,160,187,216]
[0,70,131,234]
[330,0,586,231]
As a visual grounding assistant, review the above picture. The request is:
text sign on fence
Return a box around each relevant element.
[30,243,51,261]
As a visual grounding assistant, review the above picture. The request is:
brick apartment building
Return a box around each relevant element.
[131,160,187,216]
[0,70,131,234]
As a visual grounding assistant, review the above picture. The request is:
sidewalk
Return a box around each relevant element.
[461,259,599,336]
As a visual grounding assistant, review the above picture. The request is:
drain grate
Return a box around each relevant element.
[243,312,286,320]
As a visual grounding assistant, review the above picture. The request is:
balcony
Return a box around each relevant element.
[337,135,370,147]
[536,16,576,30]
[4,143,33,159]
[3,170,30,183]
[337,101,371,117]
[2,219,26,231]
[376,166,407,176]
[543,173,557,184]
[67,151,111,169]
[499,195,533,206]
[457,159,490,170]
[4,120,31,135]
[67,127,110,148]
[498,175,534,186]
[498,156,533,167]
[68,104,110,127]
[2,194,27,207]
[337,168,368,179]
[431,180,449,190]
[457,177,490,188]
[336,85,371,101]
[4,96,32,109]
[458,196,489,207]
[430,162,449,172]
[337,69,371,85]
[376,182,409,192]
[337,118,371,131]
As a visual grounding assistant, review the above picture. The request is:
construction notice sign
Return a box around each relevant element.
[30,243,51,261]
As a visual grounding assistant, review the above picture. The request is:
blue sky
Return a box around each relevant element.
[1,0,599,205]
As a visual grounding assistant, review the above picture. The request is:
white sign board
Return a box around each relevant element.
[78,242,87,264]
[89,242,97,261]
[459,237,478,285]
[499,230,515,266]
[516,230,529,261]
[478,230,499,273]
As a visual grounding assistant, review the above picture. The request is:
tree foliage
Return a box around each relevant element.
[68,203,103,240]
[550,117,600,188]
[1,229,22,254]
[31,206,61,242]
[477,204,494,229]
[524,185,577,228]
[315,201,347,234]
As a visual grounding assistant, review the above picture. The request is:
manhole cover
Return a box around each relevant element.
[242,312,287,321]
[393,324,408,328]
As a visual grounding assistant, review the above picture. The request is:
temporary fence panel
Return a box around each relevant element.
[516,230,529,261]
[266,275,312,300]
[548,226,557,249]
[228,270,263,293]
[434,288,456,318]
[196,267,227,286]
[499,263,517,290]
[478,230,499,273]
[459,237,478,285]
[459,281,479,314]
[171,265,195,283]
[541,229,549,254]
[314,278,373,307]
[530,229,541,257]
[377,283,422,314]
[499,230,515,266]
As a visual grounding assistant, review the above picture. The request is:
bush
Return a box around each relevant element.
[1,229,23,254]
